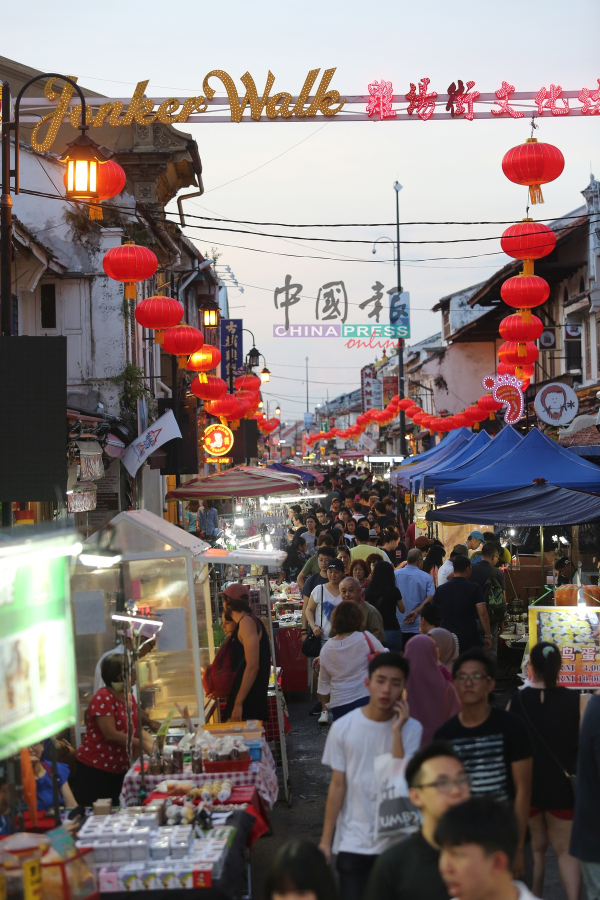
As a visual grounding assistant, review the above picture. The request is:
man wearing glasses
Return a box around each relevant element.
[366,740,470,900]
[435,649,532,880]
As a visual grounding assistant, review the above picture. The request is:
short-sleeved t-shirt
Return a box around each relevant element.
[435,707,532,803]
[470,560,505,592]
[309,583,342,639]
[350,544,387,565]
[300,555,321,578]
[394,566,435,634]
[322,707,423,855]
[302,572,327,600]
[365,830,449,900]
[76,688,139,773]
[431,578,485,651]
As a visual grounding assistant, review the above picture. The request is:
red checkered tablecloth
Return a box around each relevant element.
[119,741,278,809]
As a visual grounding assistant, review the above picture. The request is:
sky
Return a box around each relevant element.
[8,0,599,424]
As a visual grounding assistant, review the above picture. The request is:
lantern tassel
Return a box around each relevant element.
[518,342,527,357]
[520,308,532,324]
[473,422,480,431]
[124,283,137,300]
[523,260,535,277]
[515,366,524,379]
[529,184,544,205]
[89,203,103,221]
[219,417,228,427]
[154,330,165,345]
[177,357,187,369]
[488,412,495,421]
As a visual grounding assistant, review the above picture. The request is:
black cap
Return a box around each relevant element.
[327,558,345,571]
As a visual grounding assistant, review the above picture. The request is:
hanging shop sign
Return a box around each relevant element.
[20,74,598,152]
[361,365,383,414]
[534,382,579,426]
[539,328,556,349]
[529,606,600,688]
[482,374,524,425]
[388,289,410,333]
[0,535,79,759]
[203,424,234,457]
[219,319,243,393]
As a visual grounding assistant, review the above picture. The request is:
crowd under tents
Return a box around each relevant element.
[434,428,600,503]
[426,481,600,527]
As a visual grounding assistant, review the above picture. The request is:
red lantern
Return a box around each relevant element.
[500,340,539,366]
[187,344,222,371]
[500,274,550,322]
[234,373,262,392]
[501,220,556,266]
[163,324,204,369]
[64,158,127,220]
[499,313,543,343]
[412,412,426,425]
[209,393,240,423]
[497,362,535,381]
[452,413,469,429]
[478,394,502,420]
[404,405,421,419]
[134,296,183,345]
[236,390,260,416]
[103,243,158,299]
[463,405,487,430]
[419,415,433,430]
[397,398,413,411]
[502,139,564,205]
[191,375,227,401]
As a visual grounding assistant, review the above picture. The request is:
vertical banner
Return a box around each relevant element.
[361,365,383,412]
[220,319,243,392]
[387,289,411,337]
[382,376,397,404]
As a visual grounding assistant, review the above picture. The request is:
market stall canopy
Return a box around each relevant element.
[414,430,492,493]
[426,481,600,526]
[435,428,600,503]
[165,465,302,500]
[427,425,522,492]
[391,431,475,489]
[267,462,324,483]
[392,428,474,473]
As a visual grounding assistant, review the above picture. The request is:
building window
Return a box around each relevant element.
[41,284,57,329]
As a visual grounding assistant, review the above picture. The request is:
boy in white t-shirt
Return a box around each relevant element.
[436,796,540,900]
[306,559,344,724]
[319,652,423,900]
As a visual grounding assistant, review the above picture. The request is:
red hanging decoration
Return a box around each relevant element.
[191,375,227,401]
[134,296,183,345]
[502,139,565,204]
[463,405,488,430]
[500,274,550,322]
[452,413,469,429]
[499,340,539,366]
[187,344,222,371]
[163,324,204,369]
[499,313,543,343]
[234,373,262,392]
[404,405,421,419]
[103,242,158,300]
[498,361,535,380]
[478,394,503,420]
[501,220,556,266]
[397,398,414,411]
[64,158,127,220]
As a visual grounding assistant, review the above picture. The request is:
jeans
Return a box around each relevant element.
[336,851,378,900]
[401,631,418,649]
[384,630,404,652]
[331,696,369,721]
[581,862,600,900]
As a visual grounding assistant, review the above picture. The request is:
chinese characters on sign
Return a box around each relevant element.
[203,424,234,457]
[530,607,600,688]
[316,281,348,323]
[220,319,243,392]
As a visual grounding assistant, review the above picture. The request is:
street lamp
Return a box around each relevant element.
[260,366,271,383]
[275,405,281,416]
[2,74,109,337]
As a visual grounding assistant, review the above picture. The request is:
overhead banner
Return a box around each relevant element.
[220,319,243,392]
[20,74,599,151]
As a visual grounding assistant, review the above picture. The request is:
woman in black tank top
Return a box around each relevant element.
[222,584,271,722]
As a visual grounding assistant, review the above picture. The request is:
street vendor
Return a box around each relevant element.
[28,742,77,812]
[72,654,155,806]
[222,584,271,723]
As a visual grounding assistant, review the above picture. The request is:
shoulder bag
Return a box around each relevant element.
[363,631,379,663]
[202,635,238,699]
[517,689,577,795]
[302,585,324,657]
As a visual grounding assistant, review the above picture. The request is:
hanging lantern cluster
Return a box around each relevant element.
[134,296,183,344]
[103,241,158,300]
[496,137,563,383]
[163,324,205,369]
[64,158,126,220]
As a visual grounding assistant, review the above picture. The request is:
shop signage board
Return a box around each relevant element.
[387,290,410,336]
[382,376,397,404]
[534,382,579,426]
[220,319,243,392]
[203,424,234,457]
[22,75,598,152]
[0,535,79,759]
[361,365,383,413]
[529,606,600,688]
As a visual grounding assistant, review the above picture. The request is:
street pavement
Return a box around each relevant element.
[251,693,572,900]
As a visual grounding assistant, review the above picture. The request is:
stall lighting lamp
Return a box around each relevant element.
[234,518,244,526]
[0,539,83,562]
[235,504,242,512]
[383,472,391,480]
[238,534,263,546]
[112,613,163,629]
[266,493,328,504]
[80,551,122,568]
[559,536,569,545]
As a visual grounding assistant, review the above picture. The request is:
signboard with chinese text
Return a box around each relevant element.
[0,534,78,759]
[220,319,243,392]
[203,424,234,457]
[528,606,600,688]
[387,290,410,337]
[382,376,397,404]
[361,365,383,413]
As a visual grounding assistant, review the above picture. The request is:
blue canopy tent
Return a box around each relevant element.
[426,481,600,526]
[266,462,319,484]
[391,430,475,489]
[390,428,473,473]
[435,428,600,504]
[428,426,523,492]
[413,430,492,493]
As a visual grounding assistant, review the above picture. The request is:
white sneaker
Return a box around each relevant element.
[318,710,330,725]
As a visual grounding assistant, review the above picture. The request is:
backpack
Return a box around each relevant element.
[483,569,506,625]
[202,636,238,699]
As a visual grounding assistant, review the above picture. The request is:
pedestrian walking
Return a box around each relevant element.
[404,634,460,745]
[470,543,507,656]
[264,839,339,900]
[349,558,370,592]
[338,576,386,644]
[431,555,492,652]
[350,526,388,564]
[437,544,468,586]
[305,559,344,724]
[336,545,352,573]
[365,560,405,652]
[571,688,600,899]
[423,544,446,587]
[394,548,435,647]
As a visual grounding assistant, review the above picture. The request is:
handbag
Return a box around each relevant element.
[517,690,577,795]
[302,586,324,658]
[363,631,379,663]
[202,635,238,699]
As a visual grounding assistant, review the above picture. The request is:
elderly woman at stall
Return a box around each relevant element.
[73,654,155,806]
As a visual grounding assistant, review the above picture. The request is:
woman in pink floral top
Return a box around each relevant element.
[73,654,154,806]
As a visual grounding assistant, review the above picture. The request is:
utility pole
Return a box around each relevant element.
[394,181,407,457]
[305,356,309,412]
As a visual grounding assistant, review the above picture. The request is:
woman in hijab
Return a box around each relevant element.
[428,627,459,682]
[404,634,461,746]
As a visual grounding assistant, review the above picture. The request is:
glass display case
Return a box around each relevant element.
[70,510,215,737]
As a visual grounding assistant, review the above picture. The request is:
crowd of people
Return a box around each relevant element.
[265,466,600,900]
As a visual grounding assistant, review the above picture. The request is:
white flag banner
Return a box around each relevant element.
[122,410,182,477]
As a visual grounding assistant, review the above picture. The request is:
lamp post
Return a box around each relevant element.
[241,328,270,385]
